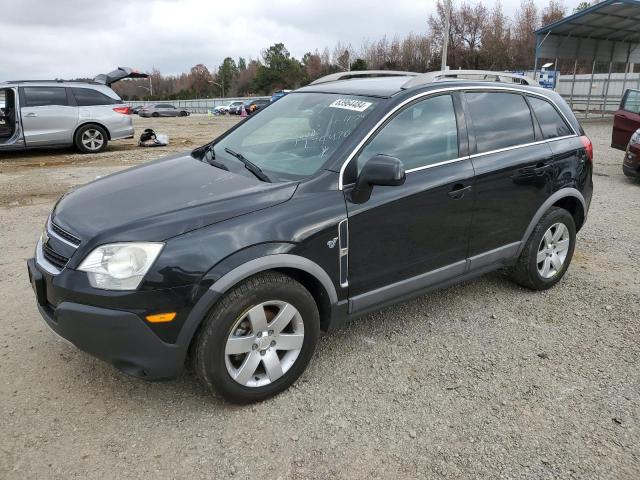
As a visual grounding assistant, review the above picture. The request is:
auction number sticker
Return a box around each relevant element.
[329,98,372,112]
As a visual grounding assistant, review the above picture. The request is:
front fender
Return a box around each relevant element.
[172,247,340,366]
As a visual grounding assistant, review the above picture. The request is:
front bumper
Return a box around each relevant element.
[27,258,188,379]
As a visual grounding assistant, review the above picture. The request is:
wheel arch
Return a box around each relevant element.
[74,121,111,141]
[517,187,586,257]
[176,254,338,361]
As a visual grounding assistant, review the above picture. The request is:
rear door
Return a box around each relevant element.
[612,89,640,150]
[20,86,78,146]
[464,90,555,263]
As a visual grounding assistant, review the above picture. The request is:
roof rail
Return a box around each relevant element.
[309,70,418,86]
[2,79,98,85]
[402,70,538,89]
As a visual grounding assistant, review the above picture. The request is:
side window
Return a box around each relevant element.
[528,96,572,139]
[466,92,534,153]
[622,90,640,114]
[71,88,118,106]
[357,94,458,172]
[22,87,68,107]
[164,104,175,109]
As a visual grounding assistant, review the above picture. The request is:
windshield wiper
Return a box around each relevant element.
[202,144,228,171]
[224,147,271,183]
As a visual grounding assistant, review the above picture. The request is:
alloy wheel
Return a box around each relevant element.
[537,222,570,279]
[81,129,104,151]
[225,301,304,387]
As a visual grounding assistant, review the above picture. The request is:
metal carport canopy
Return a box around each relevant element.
[535,0,640,63]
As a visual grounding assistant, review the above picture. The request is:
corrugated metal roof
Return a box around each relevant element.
[536,0,640,61]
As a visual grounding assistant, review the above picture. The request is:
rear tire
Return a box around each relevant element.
[510,206,576,290]
[74,124,108,154]
[152,112,159,118]
[193,272,320,404]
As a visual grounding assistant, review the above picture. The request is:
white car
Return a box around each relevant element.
[213,101,243,115]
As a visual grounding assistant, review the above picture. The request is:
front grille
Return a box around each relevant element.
[50,221,81,246]
[42,241,69,269]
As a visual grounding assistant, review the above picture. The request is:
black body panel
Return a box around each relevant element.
[28,77,594,380]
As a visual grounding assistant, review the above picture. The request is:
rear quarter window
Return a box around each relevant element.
[466,91,534,153]
[528,96,573,139]
[71,87,119,106]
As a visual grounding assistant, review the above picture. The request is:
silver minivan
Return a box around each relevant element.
[0,67,146,154]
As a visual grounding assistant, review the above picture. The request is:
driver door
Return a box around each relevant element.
[343,93,475,310]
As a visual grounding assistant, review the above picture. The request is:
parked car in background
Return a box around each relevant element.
[212,104,230,115]
[244,98,271,114]
[213,101,243,115]
[0,67,145,153]
[623,128,640,178]
[28,70,592,403]
[138,104,190,117]
[227,101,246,115]
[131,105,145,115]
[271,90,291,102]
[612,88,640,150]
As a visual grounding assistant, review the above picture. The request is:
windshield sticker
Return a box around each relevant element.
[329,98,373,112]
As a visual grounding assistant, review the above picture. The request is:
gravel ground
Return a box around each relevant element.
[1,116,639,479]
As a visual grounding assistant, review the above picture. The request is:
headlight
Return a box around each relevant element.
[78,242,164,290]
[630,129,640,146]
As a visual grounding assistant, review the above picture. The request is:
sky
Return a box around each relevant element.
[1,0,583,80]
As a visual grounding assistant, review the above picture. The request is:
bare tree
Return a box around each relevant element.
[512,0,539,69]
[481,1,512,70]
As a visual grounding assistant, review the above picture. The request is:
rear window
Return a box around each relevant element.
[528,96,572,139]
[23,87,69,107]
[71,87,119,106]
[622,90,640,114]
[466,92,535,153]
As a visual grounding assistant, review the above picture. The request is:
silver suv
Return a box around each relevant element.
[0,67,146,154]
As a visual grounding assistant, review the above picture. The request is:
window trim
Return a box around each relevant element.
[338,85,578,190]
[352,92,461,175]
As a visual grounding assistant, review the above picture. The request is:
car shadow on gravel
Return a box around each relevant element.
[47,270,527,411]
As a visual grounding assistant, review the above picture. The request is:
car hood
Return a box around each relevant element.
[52,152,297,243]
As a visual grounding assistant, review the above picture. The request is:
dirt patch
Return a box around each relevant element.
[1,118,639,479]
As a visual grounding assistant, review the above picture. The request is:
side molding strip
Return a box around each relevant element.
[338,219,349,288]
[468,242,521,270]
[349,260,467,313]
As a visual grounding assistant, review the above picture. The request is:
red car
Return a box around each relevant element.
[612,89,640,178]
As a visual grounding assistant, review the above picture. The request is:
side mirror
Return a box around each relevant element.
[349,154,406,204]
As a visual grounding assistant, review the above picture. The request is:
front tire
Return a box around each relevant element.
[193,272,320,404]
[74,124,108,154]
[510,206,576,290]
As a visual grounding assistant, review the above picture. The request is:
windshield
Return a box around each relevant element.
[214,92,380,181]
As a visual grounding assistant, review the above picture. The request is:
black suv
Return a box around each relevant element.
[28,70,593,404]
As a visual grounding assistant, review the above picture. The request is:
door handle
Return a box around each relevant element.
[24,112,38,117]
[447,184,471,199]
[533,162,553,174]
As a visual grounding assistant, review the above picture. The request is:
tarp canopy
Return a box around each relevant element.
[535,0,640,63]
